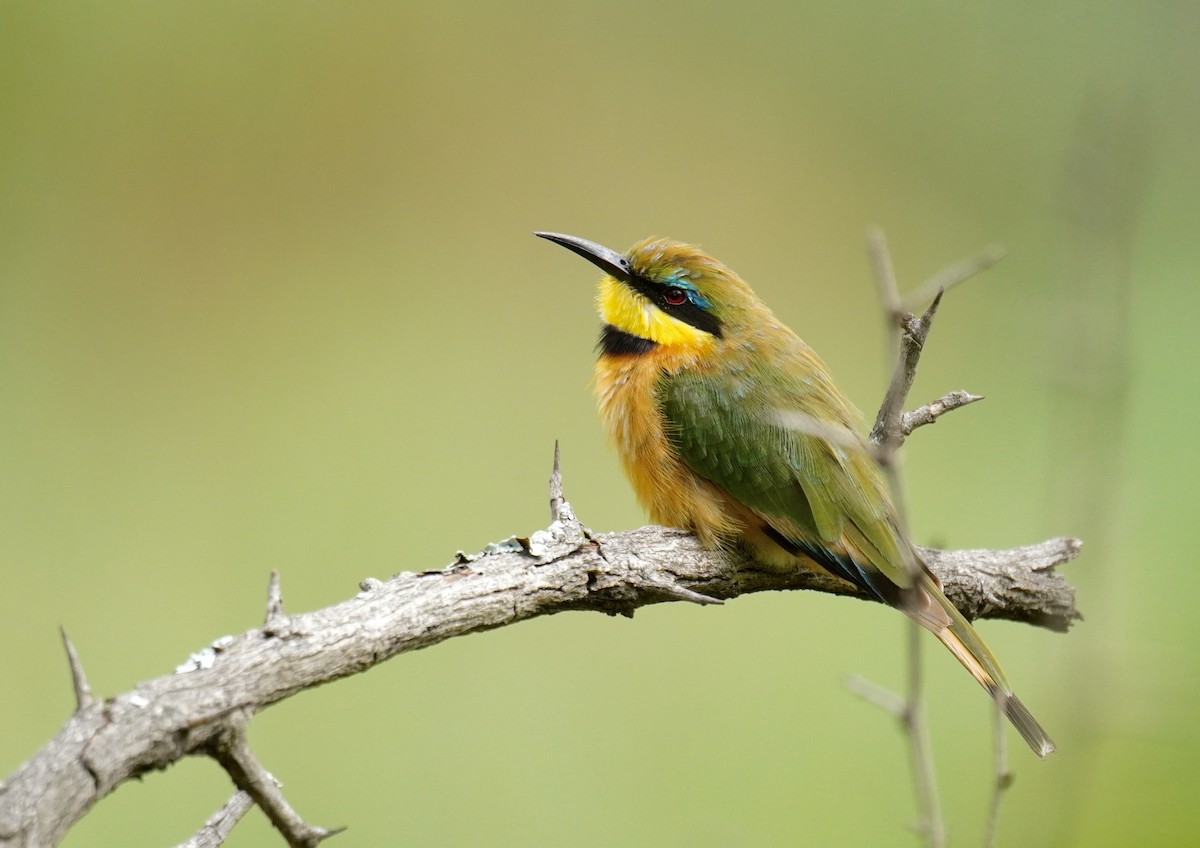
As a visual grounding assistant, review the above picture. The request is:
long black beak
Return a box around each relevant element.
[534,231,637,285]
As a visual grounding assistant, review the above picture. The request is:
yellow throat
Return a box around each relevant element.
[597,276,716,354]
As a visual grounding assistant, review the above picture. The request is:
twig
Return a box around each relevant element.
[862,227,1009,848]
[863,230,947,846]
[847,634,945,848]
[209,721,344,848]
[902,390,985,436]
[869,289,944,454]
[904,620,945,848]
[175,791,254,848]
[860,229,1031,847]
[867,226,903,324]
[902,245,1007,314]
[845,674,906,717]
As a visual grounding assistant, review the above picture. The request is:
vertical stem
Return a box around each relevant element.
[983,700,1012,848]
[866,228,948,848]
[906,619,946,848]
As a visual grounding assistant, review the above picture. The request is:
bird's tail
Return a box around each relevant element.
[908,574,1056,758]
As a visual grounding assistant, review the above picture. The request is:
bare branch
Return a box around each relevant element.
[0,512,1080,846]
[919,538,1081,629]
[175,791,254,848]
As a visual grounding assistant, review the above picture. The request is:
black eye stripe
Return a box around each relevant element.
[623,273,723,339]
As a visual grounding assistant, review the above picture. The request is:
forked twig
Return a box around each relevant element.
[209,719,344,848]
[856,227,1009,847]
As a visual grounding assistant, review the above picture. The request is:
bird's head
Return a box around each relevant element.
[536,232,765,356]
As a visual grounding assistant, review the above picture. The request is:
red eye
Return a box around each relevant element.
[663,286,688,306]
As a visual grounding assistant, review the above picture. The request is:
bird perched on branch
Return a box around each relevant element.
[536,231,1055,757]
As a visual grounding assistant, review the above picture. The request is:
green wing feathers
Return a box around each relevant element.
[660,359,1056,757]
[660,362,911,589]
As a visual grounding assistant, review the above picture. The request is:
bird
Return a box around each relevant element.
[535,230,1055,757]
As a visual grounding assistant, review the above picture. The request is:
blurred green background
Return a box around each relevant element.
[2,2,1197,846]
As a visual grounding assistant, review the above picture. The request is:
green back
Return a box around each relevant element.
[661,357,913,591]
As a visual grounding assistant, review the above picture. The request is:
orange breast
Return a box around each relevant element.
[594,351,743,548]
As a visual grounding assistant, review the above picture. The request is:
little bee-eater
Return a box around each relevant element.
[536,231,1055,757]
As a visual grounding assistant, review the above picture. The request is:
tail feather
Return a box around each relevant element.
[1003,692,1057,759]
[916,576,1056,758]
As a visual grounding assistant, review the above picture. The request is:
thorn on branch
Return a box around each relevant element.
[60,627,94,712]
[645,575,724,606]
[915,287,944,339]
[264,571,288,635]
[901,391,985,436]
[549,440,564,522]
